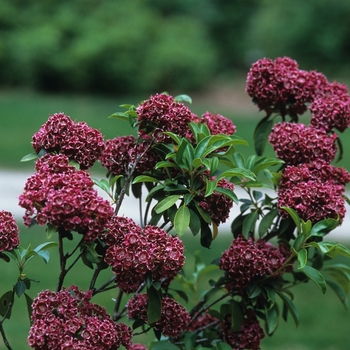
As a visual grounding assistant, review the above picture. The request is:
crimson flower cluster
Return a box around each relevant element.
[269,122,337,165]
[199,111,236,135]
[198,176,235,226]
[278,160,350,223]
[32,112,105,169]
[219,235,289,294]
[219,310,265,350]
[246,56,330,115]
[127,293,191,338]
[19,154,113,242]
[28,286,132,349]
[136,93,197,142]
[0,210,20,252]
[99,135,159,176]
[103,216,185,293]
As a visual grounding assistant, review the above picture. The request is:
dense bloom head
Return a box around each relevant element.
[104,221,185,293]
[128,294,190,338]
[99,135,159,176]
[200,112,236,135]
[19,154,113,242]
[198,176,235,226]
[28,286,132,349]
[246,57,329,116]
[219,235,289,293]
[269,122,337,165]
[278,164,348,223]
[136,93,197,142]
[0,210,20,252]
[32,113,104,169]
[220,309,265,350]
[309,94,350,133]
[188,311,219,332]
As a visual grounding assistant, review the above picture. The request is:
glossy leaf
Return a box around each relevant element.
[154,195,181,214]
[132,175,159,184]
[254,115,273,155]
[15,281,27,298]
[280,206,301,233]
[0,290,14,319]
[266,303,279,335]
[258,208,278,237]
[326,280,349,309]
[276,291,299,327]
[147,285,162,324]
[294,247,307,269]
[242,211,258,238]
[24,293,33,322]
[189,208,201,236]
[309,217,339,237]
[230,300,244,332]
[309,241,350,258]
[108,112,129,121]
[301,265,327,293]
[220,168,256,181]
[20,152,38,162]
[215,187,239,204]
[174,94,192,104]
[174,204,190,237]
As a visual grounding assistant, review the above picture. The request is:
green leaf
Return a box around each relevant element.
[280,206,301,233]
[155,161,177,169]
[0,290,14,319]
[194,201,212,224]
[15,281,27,298]
[108,112,129,121]
[200,221,213,248]
[194,136,211,159]
[301,265,327,293]
[93,178,110,194]
[189,208,201,236]
[0,252,10,262]
[204,178,218,197]
[20,152,38,162]
[215,187,238,204]
[309,217,339,237]
[252,157,284,174]
[46,224,58,239]
[132,175,159,184]
[220,168,256,181]
[34,241,58,252]
[154,195,181,214]
[294,247,307,269]
[230,300,244,332]
[36,250,50,264]
[254,115,273,155]
[301,219,312,237]
[258,208,278,237]
[151,341,180,350]
[147,285,162,324]
[24,293,33,322]
[174,205,190,237]
[242,211,258,238]
[326,280,349,309]
[276,291,299,327]
[309,241,350,258]
[266,303,279,335]
[174,94,192,104]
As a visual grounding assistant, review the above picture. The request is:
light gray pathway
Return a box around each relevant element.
[1,169,348,242]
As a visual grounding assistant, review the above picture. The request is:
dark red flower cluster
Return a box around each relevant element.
[200,112,236,135]
[19,154,113,242]
[129,344,147,350]
[219,235,288,293]
[309,94,350,133]
[32,112,105,169]
[198,177,235,226]
[128,294,190,338]
[219,310,265,350]
[188,312,219,332]
[0,210,20,252]
[28,286,132,349]
[246,56,330,115]
[136,93,197,142]
[103,217,185,293]
[269,122,337,165]
[99,135,159,176]
[278,161,350,223]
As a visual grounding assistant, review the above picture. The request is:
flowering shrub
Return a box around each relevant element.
[1,57,350,350]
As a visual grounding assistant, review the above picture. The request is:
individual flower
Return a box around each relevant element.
[309,94,350,132]
[28,286,132,349]
[19,154,113,242]
[136,93,197,142]
[103,219,185,293]
[219,235,289,294]
[198,175,235,226]
[32,112,104,169]
[128,294,190,338]
[246,57,329,116]
[269,122,337,165]
[0,210,20,252]
[219,309,265,350]
[99,135,159,176]
[278,163,348,223]
[200,112,236,135]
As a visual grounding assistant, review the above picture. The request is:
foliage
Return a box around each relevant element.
[1,58,350,349]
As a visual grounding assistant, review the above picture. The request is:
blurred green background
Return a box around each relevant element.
[1,0,350,349]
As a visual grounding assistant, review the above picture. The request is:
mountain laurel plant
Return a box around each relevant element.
[1,57,350,349]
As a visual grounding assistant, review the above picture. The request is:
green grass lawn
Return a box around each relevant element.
[1,88,350,349]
